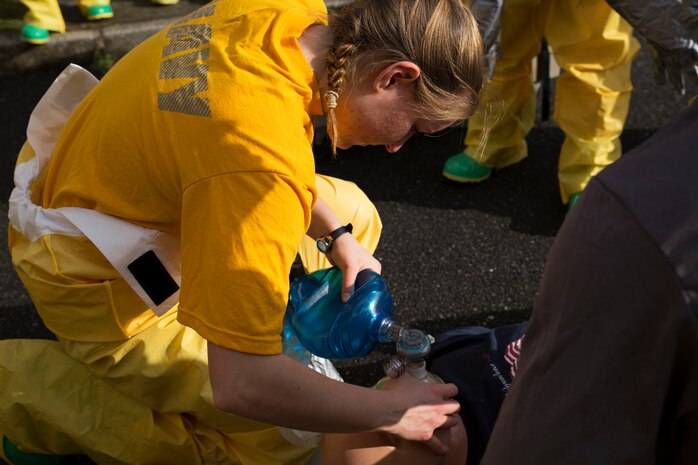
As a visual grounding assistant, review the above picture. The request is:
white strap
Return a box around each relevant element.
[60,208,181,315]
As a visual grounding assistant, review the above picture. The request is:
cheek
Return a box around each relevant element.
[376,111,412,140]
[335,101,415,147]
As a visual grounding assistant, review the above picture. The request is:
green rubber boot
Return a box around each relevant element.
[19,24,50,45]
[442,152,492,183]
[566,192,581,213]
[83,4,114,21]
[2,436,69,465]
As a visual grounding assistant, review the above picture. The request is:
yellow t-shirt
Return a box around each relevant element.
[36,0,327,353]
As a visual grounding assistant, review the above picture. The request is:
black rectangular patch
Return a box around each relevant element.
[127,250,180,306]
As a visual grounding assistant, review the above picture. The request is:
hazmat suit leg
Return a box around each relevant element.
[19,0,65,33]
[0,339,203,465]
[78,0,112,8]
[19,0,112,32]
[545,0,639,203]
[4,144,382,464]
[77,0,113,19]
[462,0,542,168]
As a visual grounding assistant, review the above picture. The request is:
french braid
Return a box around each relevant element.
[325,13,361,155]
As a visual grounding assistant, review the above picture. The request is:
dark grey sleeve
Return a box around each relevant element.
[607,0,698,50]
[606,0,698,94]
[481,180,698,464]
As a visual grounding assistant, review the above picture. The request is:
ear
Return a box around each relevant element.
[372,61,421,91]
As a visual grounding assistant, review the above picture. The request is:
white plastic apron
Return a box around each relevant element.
[8,64,180,316]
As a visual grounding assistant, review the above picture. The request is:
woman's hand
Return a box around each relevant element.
[327,232,382,301]
[379,373,462,455]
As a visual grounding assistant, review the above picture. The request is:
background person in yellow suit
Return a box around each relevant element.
[19,0,179,45]
[443,0,640,210]
[20,0,115,44]
[1,0,486,464]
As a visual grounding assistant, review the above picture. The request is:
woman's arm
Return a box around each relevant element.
[208,342,461,454]
[307,197,382,301]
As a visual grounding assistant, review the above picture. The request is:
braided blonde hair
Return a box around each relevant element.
[324,0,485,154]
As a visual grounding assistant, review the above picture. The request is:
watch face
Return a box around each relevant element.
[316,238,330,254]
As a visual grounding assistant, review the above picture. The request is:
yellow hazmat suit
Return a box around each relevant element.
[2,0,382,463]
[2,171,380,465]
[462,0,640,203]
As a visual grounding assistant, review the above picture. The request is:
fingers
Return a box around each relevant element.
[436,382,459,401]
[422,434,450,455]
[439,398,461,417]
[440,413,460,429]
[381,380,462,455]
[392,376,460,412]
[330,234,382,302]
[422,409,462,455]
[341,267,356,302]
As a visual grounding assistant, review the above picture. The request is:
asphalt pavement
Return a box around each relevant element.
[0,4,696,462]
[2,0,696,366]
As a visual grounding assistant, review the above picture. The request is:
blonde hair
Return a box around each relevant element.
[324,0,485,154]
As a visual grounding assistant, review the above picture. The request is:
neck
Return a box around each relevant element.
[299,25,331,101]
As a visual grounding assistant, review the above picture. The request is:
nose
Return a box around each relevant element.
[386,128,415,153]
[385,142,404,153]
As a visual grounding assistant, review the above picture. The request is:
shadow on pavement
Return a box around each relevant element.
[315,125,655,237]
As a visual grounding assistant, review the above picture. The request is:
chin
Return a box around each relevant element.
[335,138,351,150]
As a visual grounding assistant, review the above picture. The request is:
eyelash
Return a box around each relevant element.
[416,124,459,138]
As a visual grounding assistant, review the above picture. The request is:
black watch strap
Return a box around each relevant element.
[316,223,353,254]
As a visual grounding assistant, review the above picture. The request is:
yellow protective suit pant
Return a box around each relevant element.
[2,164,382,464]
[464,0,640,203]
[20,0,111,32]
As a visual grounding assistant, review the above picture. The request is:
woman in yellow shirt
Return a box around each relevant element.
[3,0,485,464]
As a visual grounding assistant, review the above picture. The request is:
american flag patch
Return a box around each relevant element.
[504,336,524,379]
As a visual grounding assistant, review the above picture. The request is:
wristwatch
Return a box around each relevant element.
[316,223,353,254]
